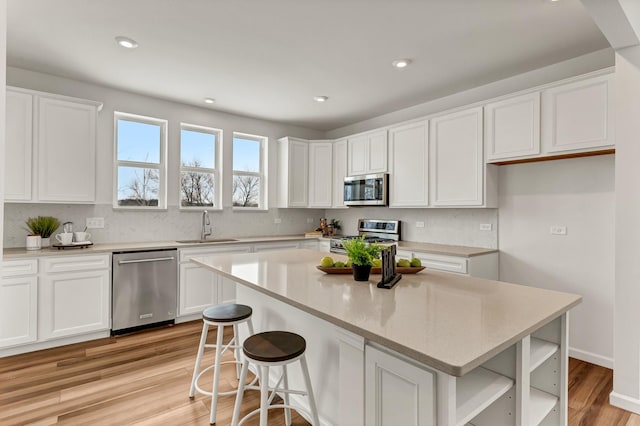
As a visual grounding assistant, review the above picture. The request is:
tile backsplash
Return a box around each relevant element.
[3,203,325,248]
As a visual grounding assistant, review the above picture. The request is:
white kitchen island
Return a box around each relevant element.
[192,249,581,426]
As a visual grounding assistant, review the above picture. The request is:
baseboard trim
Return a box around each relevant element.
[610,392,640,414]
[569,347,613,369]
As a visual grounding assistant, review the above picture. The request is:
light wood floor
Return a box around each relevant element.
[0,321,638,426]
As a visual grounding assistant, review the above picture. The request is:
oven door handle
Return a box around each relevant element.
[118,256,176,265]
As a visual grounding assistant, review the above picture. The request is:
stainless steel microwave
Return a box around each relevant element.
[344,173,388,206]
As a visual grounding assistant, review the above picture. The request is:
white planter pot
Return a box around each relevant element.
[41,237,51,248]
[26,235,42,250]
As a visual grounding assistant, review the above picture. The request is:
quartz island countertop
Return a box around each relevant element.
[192,249,581,376]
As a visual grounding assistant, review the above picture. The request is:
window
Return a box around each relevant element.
[180,123,222,208]
[114,112,167,208]
[232,132,267,209]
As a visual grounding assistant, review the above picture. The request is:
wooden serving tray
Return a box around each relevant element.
[52,242,93,250]
[316,266,425,274]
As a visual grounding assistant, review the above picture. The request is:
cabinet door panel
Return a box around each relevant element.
[5,90,33,201]
[485,92,540,161]
[179,263,217,316]
[348,135,368,176]
[308,142,333,207]
[37,97,96,202]
[0,276,37,347]
[218,275,237,305]
[332,139,348,208]
[365,345,435,426]
[389,121,428,207]
[40,270,110,340]
[430,107,483,206]
[542,74,613,153]
[289,140,309,207]
[368,131,388,173]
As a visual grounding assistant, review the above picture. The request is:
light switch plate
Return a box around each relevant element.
[550,226,567,235]
[416,221,425,228]
[274,218,282,224]
[86,217,104,229]
[480,224,492,231]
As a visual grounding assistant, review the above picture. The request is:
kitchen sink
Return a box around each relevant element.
[176,238,239,244]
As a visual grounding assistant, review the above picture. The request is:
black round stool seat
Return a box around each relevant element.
[243,331,306,363]
[203,303,252,323]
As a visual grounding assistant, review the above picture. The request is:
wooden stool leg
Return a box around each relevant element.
[231,358,250,426]
[210,324,225,424]
[300,354,320,425]
[259,365,270,426]
[189,322,209,398]
[282,364,292,426]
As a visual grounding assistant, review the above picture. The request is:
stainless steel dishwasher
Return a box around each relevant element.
[112,249,178,334]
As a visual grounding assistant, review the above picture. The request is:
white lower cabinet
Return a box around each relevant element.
[0,260,38,348]
[178,245,251,316]
[366,344,436,426]
[396,249,499,280]
[39,255,110,340]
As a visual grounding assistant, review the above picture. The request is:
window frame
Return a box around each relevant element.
[113,112,168,210]
[178,123,223,210]
[232,131,268,210]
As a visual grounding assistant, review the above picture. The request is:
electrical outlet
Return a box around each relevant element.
[306,217,314,224]
[480,224,492,231]
[416,221,425,228]
[274,218,282,224]
[86,217,105,229]
[550,226,567,235]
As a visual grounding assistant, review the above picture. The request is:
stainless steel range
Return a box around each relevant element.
[330,219,401,254]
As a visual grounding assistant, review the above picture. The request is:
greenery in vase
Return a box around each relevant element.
[341,235,381,266]
[330,218,342,231]
[25,216,61,238]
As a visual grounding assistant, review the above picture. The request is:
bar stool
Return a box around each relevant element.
[189,303,255,425]
[231,331,321,426]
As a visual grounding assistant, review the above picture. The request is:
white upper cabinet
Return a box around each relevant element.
[542,73,614,154]
[388,120,429,208]
[5,90,33,201]
[332,139,348,208]
[37,96,98,202]
[308,141,333,208]
[277,137,309,208]
[430,107,484,207]
[485,92,540,162]
[347,130,387,176]
[4,87,101,203]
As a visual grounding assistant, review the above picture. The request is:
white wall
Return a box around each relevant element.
[611,45,640,412]
[498,155,615,367]
[0,0,6,258]
[326,207,498,249]
[3,67,326,246]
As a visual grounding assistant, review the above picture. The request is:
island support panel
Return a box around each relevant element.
[236,282,568,426]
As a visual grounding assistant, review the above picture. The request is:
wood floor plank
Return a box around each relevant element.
[1,321,638,425]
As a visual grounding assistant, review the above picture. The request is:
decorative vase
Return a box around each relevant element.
[26,235,42,251]
[41,237,51,248]
[352,264,372,281]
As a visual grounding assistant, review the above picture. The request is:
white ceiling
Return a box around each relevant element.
[7,0,609,131]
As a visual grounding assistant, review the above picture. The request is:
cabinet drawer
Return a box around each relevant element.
[2,259,38,278]
[41,254,110,273]
[414,252,468,274]
[253,242,301,252]
[179,244,252,262]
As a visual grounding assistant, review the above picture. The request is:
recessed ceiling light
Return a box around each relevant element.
[115,36,138,49]
[314,96,328,102]
[204,98,215,104]
[392,59,412,69]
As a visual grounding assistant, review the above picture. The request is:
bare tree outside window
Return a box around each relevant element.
[232,174,260,207]
[181,160,215,207]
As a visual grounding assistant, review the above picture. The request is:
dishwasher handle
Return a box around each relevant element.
[117,256,176,265]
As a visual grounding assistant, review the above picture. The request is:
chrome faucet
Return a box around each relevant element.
[201,210,211,240]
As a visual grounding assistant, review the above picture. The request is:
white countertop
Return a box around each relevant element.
[191,249,581,376]
[3,236,496,260]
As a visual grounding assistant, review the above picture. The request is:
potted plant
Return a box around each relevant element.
[25,216,61,248]
[341,235,382,281]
